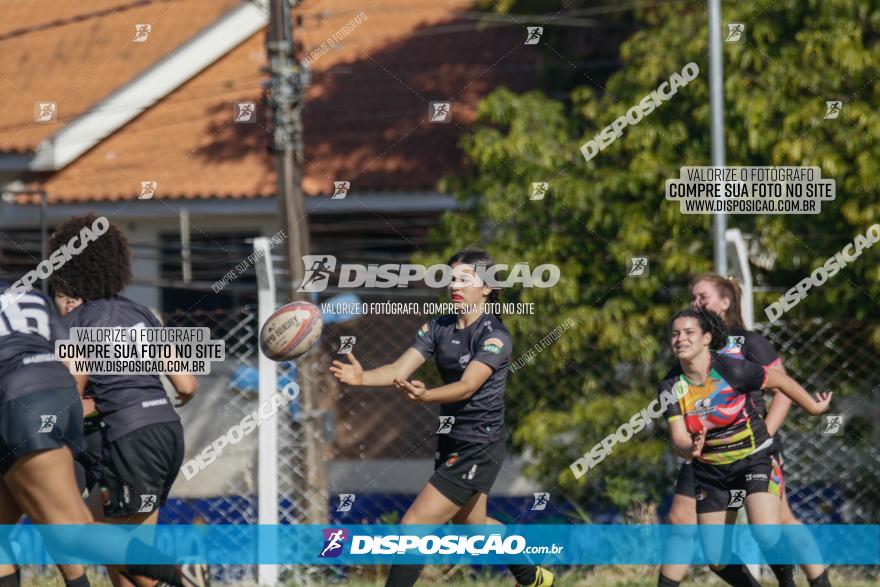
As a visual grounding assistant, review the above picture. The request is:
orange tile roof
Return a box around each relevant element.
[13,0,538,202]
[0,0,242,154]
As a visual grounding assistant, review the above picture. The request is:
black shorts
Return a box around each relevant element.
[692,450,779,514]
[99,421,184,519]
[0,388,84,475]
[429,435,505,507]
[674,461,696,498]
[675,449,786,501]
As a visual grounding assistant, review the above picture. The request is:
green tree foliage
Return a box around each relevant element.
[416,0,880,514]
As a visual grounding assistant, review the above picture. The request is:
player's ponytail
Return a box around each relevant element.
[447,249,502,321]
[691,273,745,330]
[670,307,728,350]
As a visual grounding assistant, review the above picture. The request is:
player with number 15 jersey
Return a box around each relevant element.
[0,287,84,474]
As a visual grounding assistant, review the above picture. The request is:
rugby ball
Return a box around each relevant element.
[259,301,323,361]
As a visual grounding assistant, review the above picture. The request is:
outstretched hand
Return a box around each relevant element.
[330,353,364,386]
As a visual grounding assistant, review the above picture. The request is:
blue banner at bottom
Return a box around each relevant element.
[0,524,877,565]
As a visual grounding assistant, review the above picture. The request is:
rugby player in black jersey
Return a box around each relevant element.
[659,308,831,587]
[46,215,208,587]
[0,279,202,587]
[331,250,552,587]
[0,284,92,587]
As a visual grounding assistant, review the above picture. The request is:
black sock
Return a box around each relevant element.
[64,575,91,587]
[770,564,796,587]
[808,569,832,587]
[508,564,537,585]
[712,559,761,587]
[125,565,181,587]
[658,574,681,587]
[0,571,19,587]
[385,564,423,587]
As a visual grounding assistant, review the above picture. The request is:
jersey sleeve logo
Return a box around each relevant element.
[720,335,745,357]
[417,323,429,337]
[480,337,504,354]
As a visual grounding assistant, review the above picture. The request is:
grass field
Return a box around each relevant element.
[342,581,877,587]
[321,565,877,586]
[19,566,878,586]
[343,571,875,587]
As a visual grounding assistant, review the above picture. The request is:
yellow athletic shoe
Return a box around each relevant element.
[519,566,554,587]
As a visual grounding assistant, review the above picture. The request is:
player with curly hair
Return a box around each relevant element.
[47,214,207,587]
[0,218,208,587]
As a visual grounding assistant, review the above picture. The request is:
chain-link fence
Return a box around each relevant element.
[163,306,261,584]
[163,299,337,584]
[757,320,880,524]
[155,297,878,582]
[6,288,872,586]
[154,277,439,567]
[0,224,874,582]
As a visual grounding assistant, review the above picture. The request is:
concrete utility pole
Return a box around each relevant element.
[708,0,728,275]
[265,0,326,526]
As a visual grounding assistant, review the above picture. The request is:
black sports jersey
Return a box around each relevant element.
[720,329,780,366]
[64,296,178,442]
[664,330,782,419]
[410,313,512,443]
[660,352,772,465]
[0,282,74,399]
[719,328,781,420]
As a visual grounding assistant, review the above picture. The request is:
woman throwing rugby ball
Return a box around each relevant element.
[330,250,552,587]
[659,308,831,587]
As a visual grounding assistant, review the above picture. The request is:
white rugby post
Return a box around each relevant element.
[254,237,279,586]
[725,229,754,329]
[726,228,761,574]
